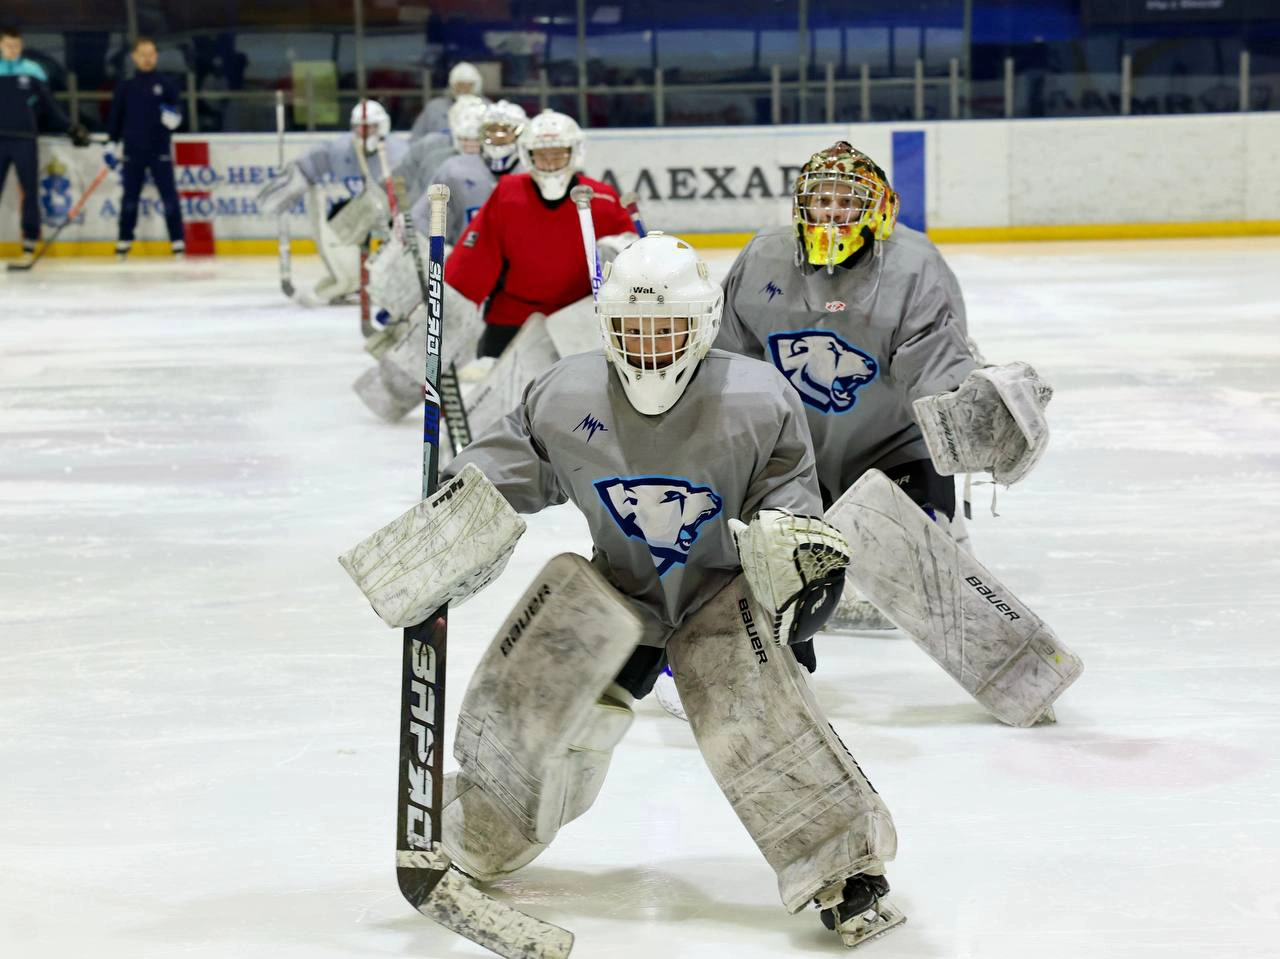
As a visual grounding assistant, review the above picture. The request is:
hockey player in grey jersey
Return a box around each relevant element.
[410,61,486,139]
[715,142,1078,727]
[394,94,486,210]
[341,232,906,948]
[409,99,526,246]
[256,99,407,304]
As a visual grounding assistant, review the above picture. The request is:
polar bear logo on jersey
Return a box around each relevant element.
[595,476,725,576]
[768,330,879,414]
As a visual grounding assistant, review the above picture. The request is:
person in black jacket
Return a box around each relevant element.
[107,36,185,258]
[0,26,90,265]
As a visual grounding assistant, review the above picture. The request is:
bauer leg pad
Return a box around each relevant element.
[461,314,560,440]
[827,469,1082,727]
[443,553,645,880]
[338,463,526,628]
[667,577,897,914]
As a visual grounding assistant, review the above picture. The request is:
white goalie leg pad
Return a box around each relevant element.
[443,553,645,880]
[913,361,1053,486]
[543,296,599,359]
[357,294,485,423]
[337,463,526,628]
[827,469,1082,727]
[351,364,420,423]
[366,231,423,322]
[328,186,389,246]
[305,187,360,302]
[667,577,898,914]
[462,314,560,439]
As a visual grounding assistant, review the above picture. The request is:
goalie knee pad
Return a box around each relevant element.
[443,554,645,878]
[667,578,897,913]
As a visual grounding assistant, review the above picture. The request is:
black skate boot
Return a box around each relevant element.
[814,872,905,949]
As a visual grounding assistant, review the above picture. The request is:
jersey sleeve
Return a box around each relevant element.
[32,73,72,134]
[889,247,978,403]
[592,191,635,239]
[444,187,505,306]
[107,82,126,142]
[713,238,767,359]
[741,372,823,519]
[445,379,567,513]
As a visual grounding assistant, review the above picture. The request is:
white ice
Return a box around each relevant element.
[2,240,1279,959]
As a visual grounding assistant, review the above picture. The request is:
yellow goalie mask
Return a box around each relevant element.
[793,142,899,272]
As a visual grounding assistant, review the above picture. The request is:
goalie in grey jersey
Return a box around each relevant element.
[342,233,907,948]
[255,99,407,305]
[715,142,1079,727]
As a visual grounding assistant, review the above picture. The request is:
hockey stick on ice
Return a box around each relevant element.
[569,185,601,301]
[395,184,572,959]
[7,164,111,272]
[274,90,295,297]
[377,144,472,453]
[353,101,376,337]
[619,190,648,238]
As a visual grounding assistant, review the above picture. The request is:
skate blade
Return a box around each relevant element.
[836,898,906,949]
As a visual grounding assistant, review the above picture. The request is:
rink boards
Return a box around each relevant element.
[3,110,1280,256]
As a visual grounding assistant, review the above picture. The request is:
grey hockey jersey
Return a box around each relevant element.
[394,131,455,207]
[716,225,977,506]
[294,134,408,197]
[410,95,452,139]
[415,153,509,245]
[446,350,821,647]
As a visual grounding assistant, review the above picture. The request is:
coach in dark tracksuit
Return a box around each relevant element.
[107,37,185,257]
[0,26,89,262]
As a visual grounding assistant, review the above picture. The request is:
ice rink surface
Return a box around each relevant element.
[3,239,1279,959]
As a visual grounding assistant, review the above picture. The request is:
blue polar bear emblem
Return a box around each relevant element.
[594,476,725,576]
[768,329,879,414]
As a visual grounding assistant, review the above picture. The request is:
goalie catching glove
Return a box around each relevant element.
[729,509,850,647]
[913,361,1053,486]
[338,464,525,627]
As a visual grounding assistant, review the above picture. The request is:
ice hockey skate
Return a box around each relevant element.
[814,873,906,949]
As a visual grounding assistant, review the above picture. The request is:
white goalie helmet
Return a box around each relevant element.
[448,61,483,98]
[479,99,528,173]
[350,99,391,153]
[519,109,584,202]
[447,94,487,154]
[598,232,722,416]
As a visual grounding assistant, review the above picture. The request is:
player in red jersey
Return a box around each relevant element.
[446,109,636,357]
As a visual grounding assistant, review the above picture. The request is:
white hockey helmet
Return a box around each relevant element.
[597,232,722,416]
[519,109,584,202]
[448,61,483,98]
[479,99,528,174]
[447,94,487,154]
[350,99,391,153]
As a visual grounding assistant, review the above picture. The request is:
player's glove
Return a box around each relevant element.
[730,508,850,647]
[160,106,183,131]
[68,123,91,147]
[103,143,121,170]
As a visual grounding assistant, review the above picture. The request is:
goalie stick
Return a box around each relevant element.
[569,185,601,301]
[376,141,473,454]
[274,90,294,297]
[395,186,572,958]
[353,101,376,336]
[619,190,648,238]
[7,163,111,272]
